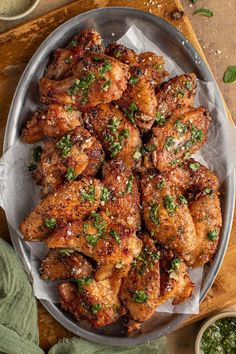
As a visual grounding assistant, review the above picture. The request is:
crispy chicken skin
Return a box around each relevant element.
[147,106,211,171]
[120,233,160,333]
[141,174,198,264]
[33,127,104,196]
[46,29,104,80]
[58,276,125,328]
[138,52,169,86]
[117,66,157,130]
[100,159,141,230]
[40,249,94,281]
[188,193,222,268]
[105,43,138,66]
[19,178,103,241]
[46,211,143,281]
[39,52,130,111]
[155,73,197,120]
[21,104,82,144]
[157,249,195,306]
[84,103,142,169]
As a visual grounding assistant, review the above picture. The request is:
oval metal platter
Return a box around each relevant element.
[3,7,235,346]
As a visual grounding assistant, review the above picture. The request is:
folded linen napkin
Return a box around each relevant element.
[0,238,166,354]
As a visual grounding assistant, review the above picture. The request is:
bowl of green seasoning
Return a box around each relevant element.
[195,311,236,354]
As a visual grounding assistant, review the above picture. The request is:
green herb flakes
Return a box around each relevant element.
[133,150,142,160]
[126,175,134,193]
[156,112,166,126]
[124,102,138,124]
[44,218,57,229]
[64,57,72,65]
[164,136,175,151]
[57,134,72,157]
[91,303,102,314]
[175,120,188,134]
[189,162,200,171]
[163,195,176,215]
[58,249,75,256]
[129,76,139,85]
[110,229,121,245]
[108,117,120,133]
[207,229,219,241]
[76,276,92,291]
[99,59,112,76]
[156,179,165,190]
[80,185,96,202]
[179,195,187,204]
[194,8,213,17]
[185,80,193,91]
[150,203,160,226]
[133,290,149,303]
[101,79,112,91]
[65,167,76,181]
[100,187,110,203]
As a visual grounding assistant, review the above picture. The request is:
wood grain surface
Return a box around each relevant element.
[0,0,235,351]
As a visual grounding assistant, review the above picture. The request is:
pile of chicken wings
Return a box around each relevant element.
[20,29,222,334]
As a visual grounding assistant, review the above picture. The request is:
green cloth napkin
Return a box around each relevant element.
[0,238,166,354]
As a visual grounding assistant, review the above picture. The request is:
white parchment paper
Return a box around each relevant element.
[0,25,236,314]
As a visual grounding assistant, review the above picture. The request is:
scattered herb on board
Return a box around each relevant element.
[223,66,236,84]
[194,8,213,17]
[133,290,149,303]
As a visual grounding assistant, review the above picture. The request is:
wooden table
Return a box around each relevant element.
[0,1,235,352]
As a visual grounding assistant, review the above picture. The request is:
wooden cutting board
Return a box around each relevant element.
[0,0,235,350]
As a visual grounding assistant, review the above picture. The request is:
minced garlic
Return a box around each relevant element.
[0,0,32,16]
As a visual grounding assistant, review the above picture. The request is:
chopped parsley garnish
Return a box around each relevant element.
[110,229,121,245]
[91,303,102,314]
[64,57,72,65]
[153,63,164,70]
[108,116,120,133]
[204,187,213,196]
[65,167,76,181]
[207,229,219,241]
[191,126,203,142]
[129,76,139,85]
[100,187,110,203]
[185,80,193,91]
[133,290,149,303]
[126,175,134,193]
[58,249,75,256]
[173,88,185,98]
[99,59,112,76]
[115,50,122,58]
[80,185,96,202]
[33,146,42,163]
[44,218,57,229]
[92,57,104,62]
[124,102,138,124]
[85,212,107,247]
[168,258,181,279]
[179,195,187,204]
[135,247,160,274]
[69,39,78,47]
[164,136,175,151]
[105,128,129,158]
[189,162,200,171]
[67,73,96,104]
[175,120,188,134]
[150,203,160,226]
[76,276,92,292]
[101,79,112,91]
[65,105,74,112]
[57,134,72,157]
[163,195,176,215]
[156,179,165,190]
[119,129,129,139]
[156,112,166,126]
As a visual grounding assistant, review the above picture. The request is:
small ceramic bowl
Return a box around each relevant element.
[0,0,40,21]
[195,311,236,354]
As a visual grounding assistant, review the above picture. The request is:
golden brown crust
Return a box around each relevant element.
[138,52,169,86]
[105,42,138,66]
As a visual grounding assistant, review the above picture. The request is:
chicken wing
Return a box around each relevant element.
[138,52,168,86]
[155,73,197,121]
[19,178,103,241]
[46,211,142,281]
[33,127,104,196]
[117,66,157,130]
[157,249,195,306]
[39,52,130,111]
[188,192,222,267]
[40,249,94,281]
[146,106,211,171]
[46,29,104,80]
[100,159,141,230]
[84,103,142,169]
[119,233,160,333]
[21,104,82,144]
[141,174,198,264]
[105,42,138,65]
[58,276,125,327]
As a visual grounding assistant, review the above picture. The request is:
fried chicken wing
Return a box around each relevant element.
[155,73,197,120]
[138,52,168,86]
[19,178,103,241]
[39,52,130,111]
[141,174,198,264]
[188,192,222,267]
[59,276,124,327]
[46,29,104,80]
[147,106,211,171]
[157,249,195,306]
[119,233,160,333]
[117,66,157,130]
[100,159,141,230]
[105,43,138,65]
[21,104,82,144]
[46,211,142,281]
[40,249,94,281]
[33,127,104,196]
[84,103,142,169]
